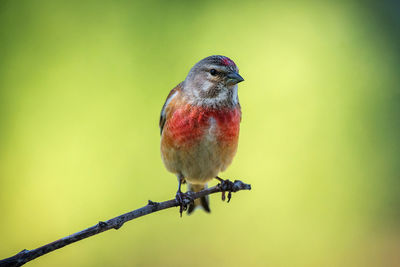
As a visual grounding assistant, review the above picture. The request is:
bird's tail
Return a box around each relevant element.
[187,183,210,214]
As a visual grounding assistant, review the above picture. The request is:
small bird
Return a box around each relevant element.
[159,55,244,214]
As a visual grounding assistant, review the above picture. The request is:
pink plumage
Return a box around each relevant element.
[165,104,240,146]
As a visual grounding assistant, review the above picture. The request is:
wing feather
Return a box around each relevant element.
[159,83,182,135]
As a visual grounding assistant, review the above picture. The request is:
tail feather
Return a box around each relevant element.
[187,183,210,214]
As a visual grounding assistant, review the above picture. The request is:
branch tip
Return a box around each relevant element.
[233,180,251,191]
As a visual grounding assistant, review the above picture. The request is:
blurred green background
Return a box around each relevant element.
[1,0,399,266]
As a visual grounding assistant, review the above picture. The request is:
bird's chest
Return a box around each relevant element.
[161,105,241,179]
[164,106,241,148]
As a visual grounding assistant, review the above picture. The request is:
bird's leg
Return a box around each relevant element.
[215,176,235,203]
[175,175,192,217]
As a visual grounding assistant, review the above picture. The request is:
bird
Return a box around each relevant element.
[159,55,244,215]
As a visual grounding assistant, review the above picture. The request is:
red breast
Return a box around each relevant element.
[162,104,241,149]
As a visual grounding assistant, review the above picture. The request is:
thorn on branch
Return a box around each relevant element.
[147,200,158,206]
[148,200,160,213]
[18,249,29,255]
[98,221,108,229]
[113,220,124,230]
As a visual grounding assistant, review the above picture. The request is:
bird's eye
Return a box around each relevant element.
[210,69,217,76]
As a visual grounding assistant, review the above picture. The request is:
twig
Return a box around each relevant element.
[0,180,251,267]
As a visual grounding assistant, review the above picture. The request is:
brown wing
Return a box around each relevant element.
[159,83,182,135]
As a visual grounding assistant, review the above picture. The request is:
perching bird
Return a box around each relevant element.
[159,55,244,214]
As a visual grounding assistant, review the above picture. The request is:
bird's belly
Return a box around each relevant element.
[162,132,238,184]
[161,106,240,184]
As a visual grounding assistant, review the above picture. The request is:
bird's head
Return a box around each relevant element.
[183,55,244,107]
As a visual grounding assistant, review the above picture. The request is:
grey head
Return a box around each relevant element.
[183,55,244,108]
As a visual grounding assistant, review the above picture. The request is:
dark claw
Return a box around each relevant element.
[227,191,232,203]
[175,191,193,217]
[217,178,235,203]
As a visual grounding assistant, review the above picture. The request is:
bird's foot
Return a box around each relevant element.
[175,191,193,217]
[216,177,235,203]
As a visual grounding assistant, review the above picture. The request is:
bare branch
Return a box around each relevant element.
[0,180,251,267]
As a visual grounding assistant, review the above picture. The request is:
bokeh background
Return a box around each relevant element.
[1,0,399,266]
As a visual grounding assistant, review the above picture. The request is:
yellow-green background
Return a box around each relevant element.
[0,1,399,266]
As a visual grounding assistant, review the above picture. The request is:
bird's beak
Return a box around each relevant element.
[226,71,244,86]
